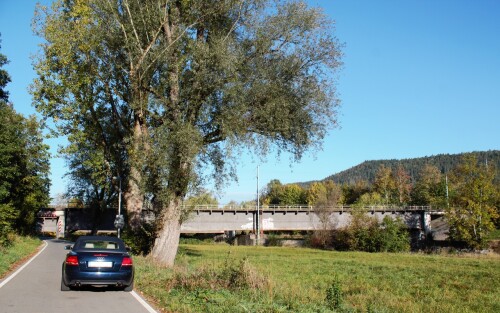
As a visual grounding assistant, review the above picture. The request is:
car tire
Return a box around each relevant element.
[124,281,134,292]
[61,278,70,291]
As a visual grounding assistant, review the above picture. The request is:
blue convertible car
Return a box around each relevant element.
[61,236,134,291]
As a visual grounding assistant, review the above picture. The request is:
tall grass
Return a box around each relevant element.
[135,244,500,312]
[0,235,41,279]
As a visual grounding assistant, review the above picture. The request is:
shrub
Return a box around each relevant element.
[265,233,282,247]
[121,223,156,255]
[330,214,410,252]
[325,276,343,311]
[378,216,410,252]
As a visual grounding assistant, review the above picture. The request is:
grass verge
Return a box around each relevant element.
[135,244,500,313]
[0,235,42,280]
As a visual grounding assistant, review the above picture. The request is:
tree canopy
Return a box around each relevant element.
[32,0,343,265]
[0,37,50,246]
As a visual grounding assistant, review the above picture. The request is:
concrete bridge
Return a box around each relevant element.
[179,205,442,235]
[37,205,445,240]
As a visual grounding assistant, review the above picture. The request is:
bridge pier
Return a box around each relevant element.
[56,209,65,238]
[422,211,432,238]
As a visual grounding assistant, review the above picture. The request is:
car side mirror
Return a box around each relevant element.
[125,246,131,252]
[64,245,73,250]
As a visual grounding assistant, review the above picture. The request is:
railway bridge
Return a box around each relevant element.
[37,205,445,241]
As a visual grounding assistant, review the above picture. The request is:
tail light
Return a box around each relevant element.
[65,255,79,266]
[121,256,133,268]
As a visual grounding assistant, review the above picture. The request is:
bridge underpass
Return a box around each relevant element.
[37,205,445,242]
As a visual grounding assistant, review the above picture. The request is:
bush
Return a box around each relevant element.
[378,216,410,252]
[330,214,410,252]
[121,223,156,255]
[0,203,16,247]
[265,233,282,247]
[325,276,343,311]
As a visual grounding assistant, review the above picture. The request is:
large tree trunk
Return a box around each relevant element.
[150,199,182,266]
[124,165,144,230]
[124,78,148,231]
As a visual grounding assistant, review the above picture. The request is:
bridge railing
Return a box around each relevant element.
[181,204,436,213]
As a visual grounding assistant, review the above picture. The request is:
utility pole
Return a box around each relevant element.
[445,175,449,208]
[256,165,260,244]
[113,176,124,238]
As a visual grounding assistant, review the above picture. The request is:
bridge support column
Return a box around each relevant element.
[422,212,432,238]
[55,209,65,238]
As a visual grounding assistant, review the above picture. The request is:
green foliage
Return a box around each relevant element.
[121,223,156,255]
[0,204,16,247]
[262,180,307,205]
[353,192,382,207]
[306,180,343,207]
[0,235,41,278]
[325,276,343,311]
[279,184,307,205]
[321,151,500,186]
[265,233,282,247]
[0,43,50,245]
[447,154,499,249]
[410,164,447,207]
[330,213,410,252]
[378,216,411,252]
[373,165,396,205]
[0,35,11,103]
[262,179,283,205]
[184,191,218,207]
[341,180,370,205]
[32,0,343,262]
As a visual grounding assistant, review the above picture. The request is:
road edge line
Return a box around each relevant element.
[130,291,158,313]
[0,240,48,289]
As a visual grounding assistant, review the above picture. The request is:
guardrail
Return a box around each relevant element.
[181,205,439,213]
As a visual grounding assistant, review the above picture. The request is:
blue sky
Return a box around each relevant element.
[1,0,499,204]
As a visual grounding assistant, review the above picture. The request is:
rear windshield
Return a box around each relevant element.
[78,240,121,250]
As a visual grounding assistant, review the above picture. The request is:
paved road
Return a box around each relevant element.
[0,239,156,313]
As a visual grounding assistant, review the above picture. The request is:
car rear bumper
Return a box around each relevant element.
[63,270,133,287]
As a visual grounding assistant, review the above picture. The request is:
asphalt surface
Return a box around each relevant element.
[0,239,156,313]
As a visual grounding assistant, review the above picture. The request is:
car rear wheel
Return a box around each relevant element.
[124,281,134,292]
[61,278,70,291]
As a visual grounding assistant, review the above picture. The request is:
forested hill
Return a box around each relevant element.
[317,150,500,185]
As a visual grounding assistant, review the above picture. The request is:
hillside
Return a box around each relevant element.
[313,150,500,185]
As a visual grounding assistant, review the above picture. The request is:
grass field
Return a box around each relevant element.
[135,244,500,313]
[0,235,41,279]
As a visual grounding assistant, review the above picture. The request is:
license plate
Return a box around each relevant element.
[88,261,113,268]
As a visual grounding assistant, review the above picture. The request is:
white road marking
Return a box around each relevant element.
[0,240,48,289]
[1,239,158,312]
[131,291,158,313]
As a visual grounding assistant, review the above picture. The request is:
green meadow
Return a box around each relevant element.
[135,244,500,313]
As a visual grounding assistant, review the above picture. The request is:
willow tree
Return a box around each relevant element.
[32,0,342,265]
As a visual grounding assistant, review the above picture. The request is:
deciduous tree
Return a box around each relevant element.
[411,164,446,207]
[447,154,499,248]
[32,0,342,265]
[0,38,50,244]
[373,165,396,205]
[394,164,412,205]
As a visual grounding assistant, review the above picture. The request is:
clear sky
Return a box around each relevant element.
[1,0,499,204]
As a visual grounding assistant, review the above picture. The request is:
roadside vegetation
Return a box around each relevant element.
[135,244,500,313]
[0,235,41,279]
[0,37,50,248]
